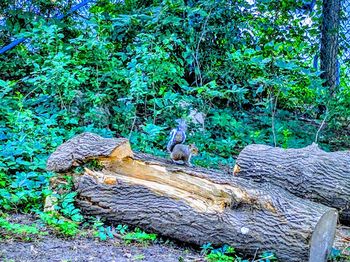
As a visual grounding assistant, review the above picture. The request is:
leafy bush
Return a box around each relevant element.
[123,228,157,244]
[0,1,348,258]
[328,247,350,262]
[0,216,45,241]
[205,244,237,262]
[202,243,278,262]
[39,211,80,237]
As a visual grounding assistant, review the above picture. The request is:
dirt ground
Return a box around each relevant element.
[0,214,203,262]
[334,225,350,257]
[0,236,203,262]
[0,214,349,262]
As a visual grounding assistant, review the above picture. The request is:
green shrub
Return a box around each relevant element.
[0,216,46,241]
[0,1,348,255]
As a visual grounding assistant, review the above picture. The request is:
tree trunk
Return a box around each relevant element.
[320,0,341,90]
[234,143,350,224]
[47,133,338,262]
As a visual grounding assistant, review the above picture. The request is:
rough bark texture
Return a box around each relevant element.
[46,132,132,172]
[320,0,341,90]
[235,143,350,224]
[47,133,338,262]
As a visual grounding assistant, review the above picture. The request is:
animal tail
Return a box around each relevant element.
[167,141,175,152]
[176,118,187,131]
[167,129,177,152]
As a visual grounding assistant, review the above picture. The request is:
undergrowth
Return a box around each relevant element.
[201,243,278,262]
[0,216,45,241]
[0,0,349,260]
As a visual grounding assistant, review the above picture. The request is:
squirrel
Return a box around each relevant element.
[170,143,198,167]
[166,119,187,152]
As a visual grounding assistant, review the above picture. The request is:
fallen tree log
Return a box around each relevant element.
[47,133,338,262]
[234,144,350,224]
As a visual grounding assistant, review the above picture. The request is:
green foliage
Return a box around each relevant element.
[0,0,349,258]
[90,218,154,244]
[95,225,115,241]
[1,1,348,180]
[84,159,105,171]
[204,244,240,262]
[132,254,146,261]
[258,251,278,261]
[91,217,115,241]
[39,211,80,237]
[54,192,83,223]
[35,178,82,237]
[202,244,278,262]
[201,242,214,255]
[328,247,350,262]
[90,216,129,241]
[0,78,112,214]
[205,252,235,262]
[123,228,157,245]
[0,216,45,241]
[116,224,129,235]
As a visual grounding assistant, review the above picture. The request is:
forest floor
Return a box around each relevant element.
[333,225,350,258]
[0,214,349,262]
[0,214,203,262]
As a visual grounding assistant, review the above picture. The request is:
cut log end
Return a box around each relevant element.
[309,209,338,261]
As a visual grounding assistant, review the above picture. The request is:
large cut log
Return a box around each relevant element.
[234,144,350,224]
[47,133,338,262]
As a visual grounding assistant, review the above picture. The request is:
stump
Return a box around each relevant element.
[234,143,350,224]
[47,133,338,262]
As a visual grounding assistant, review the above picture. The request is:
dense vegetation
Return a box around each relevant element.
[0,0,349,260]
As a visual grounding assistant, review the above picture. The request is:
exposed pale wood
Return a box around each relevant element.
[47,133,339,262]
[235,143,350,224]
[46,132,132,172]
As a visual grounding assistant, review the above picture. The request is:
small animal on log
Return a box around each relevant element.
[170,143,198,167]
[166,119,187,152]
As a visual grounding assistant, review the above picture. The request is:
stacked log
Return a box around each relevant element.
[47,133,339,262]
[234,143,350,224]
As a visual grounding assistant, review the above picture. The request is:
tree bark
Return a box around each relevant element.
[47,133,338,262]
[234,143,350,224]
[320,0,341,90]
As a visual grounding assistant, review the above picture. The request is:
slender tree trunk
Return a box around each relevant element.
[320,0,341,91]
